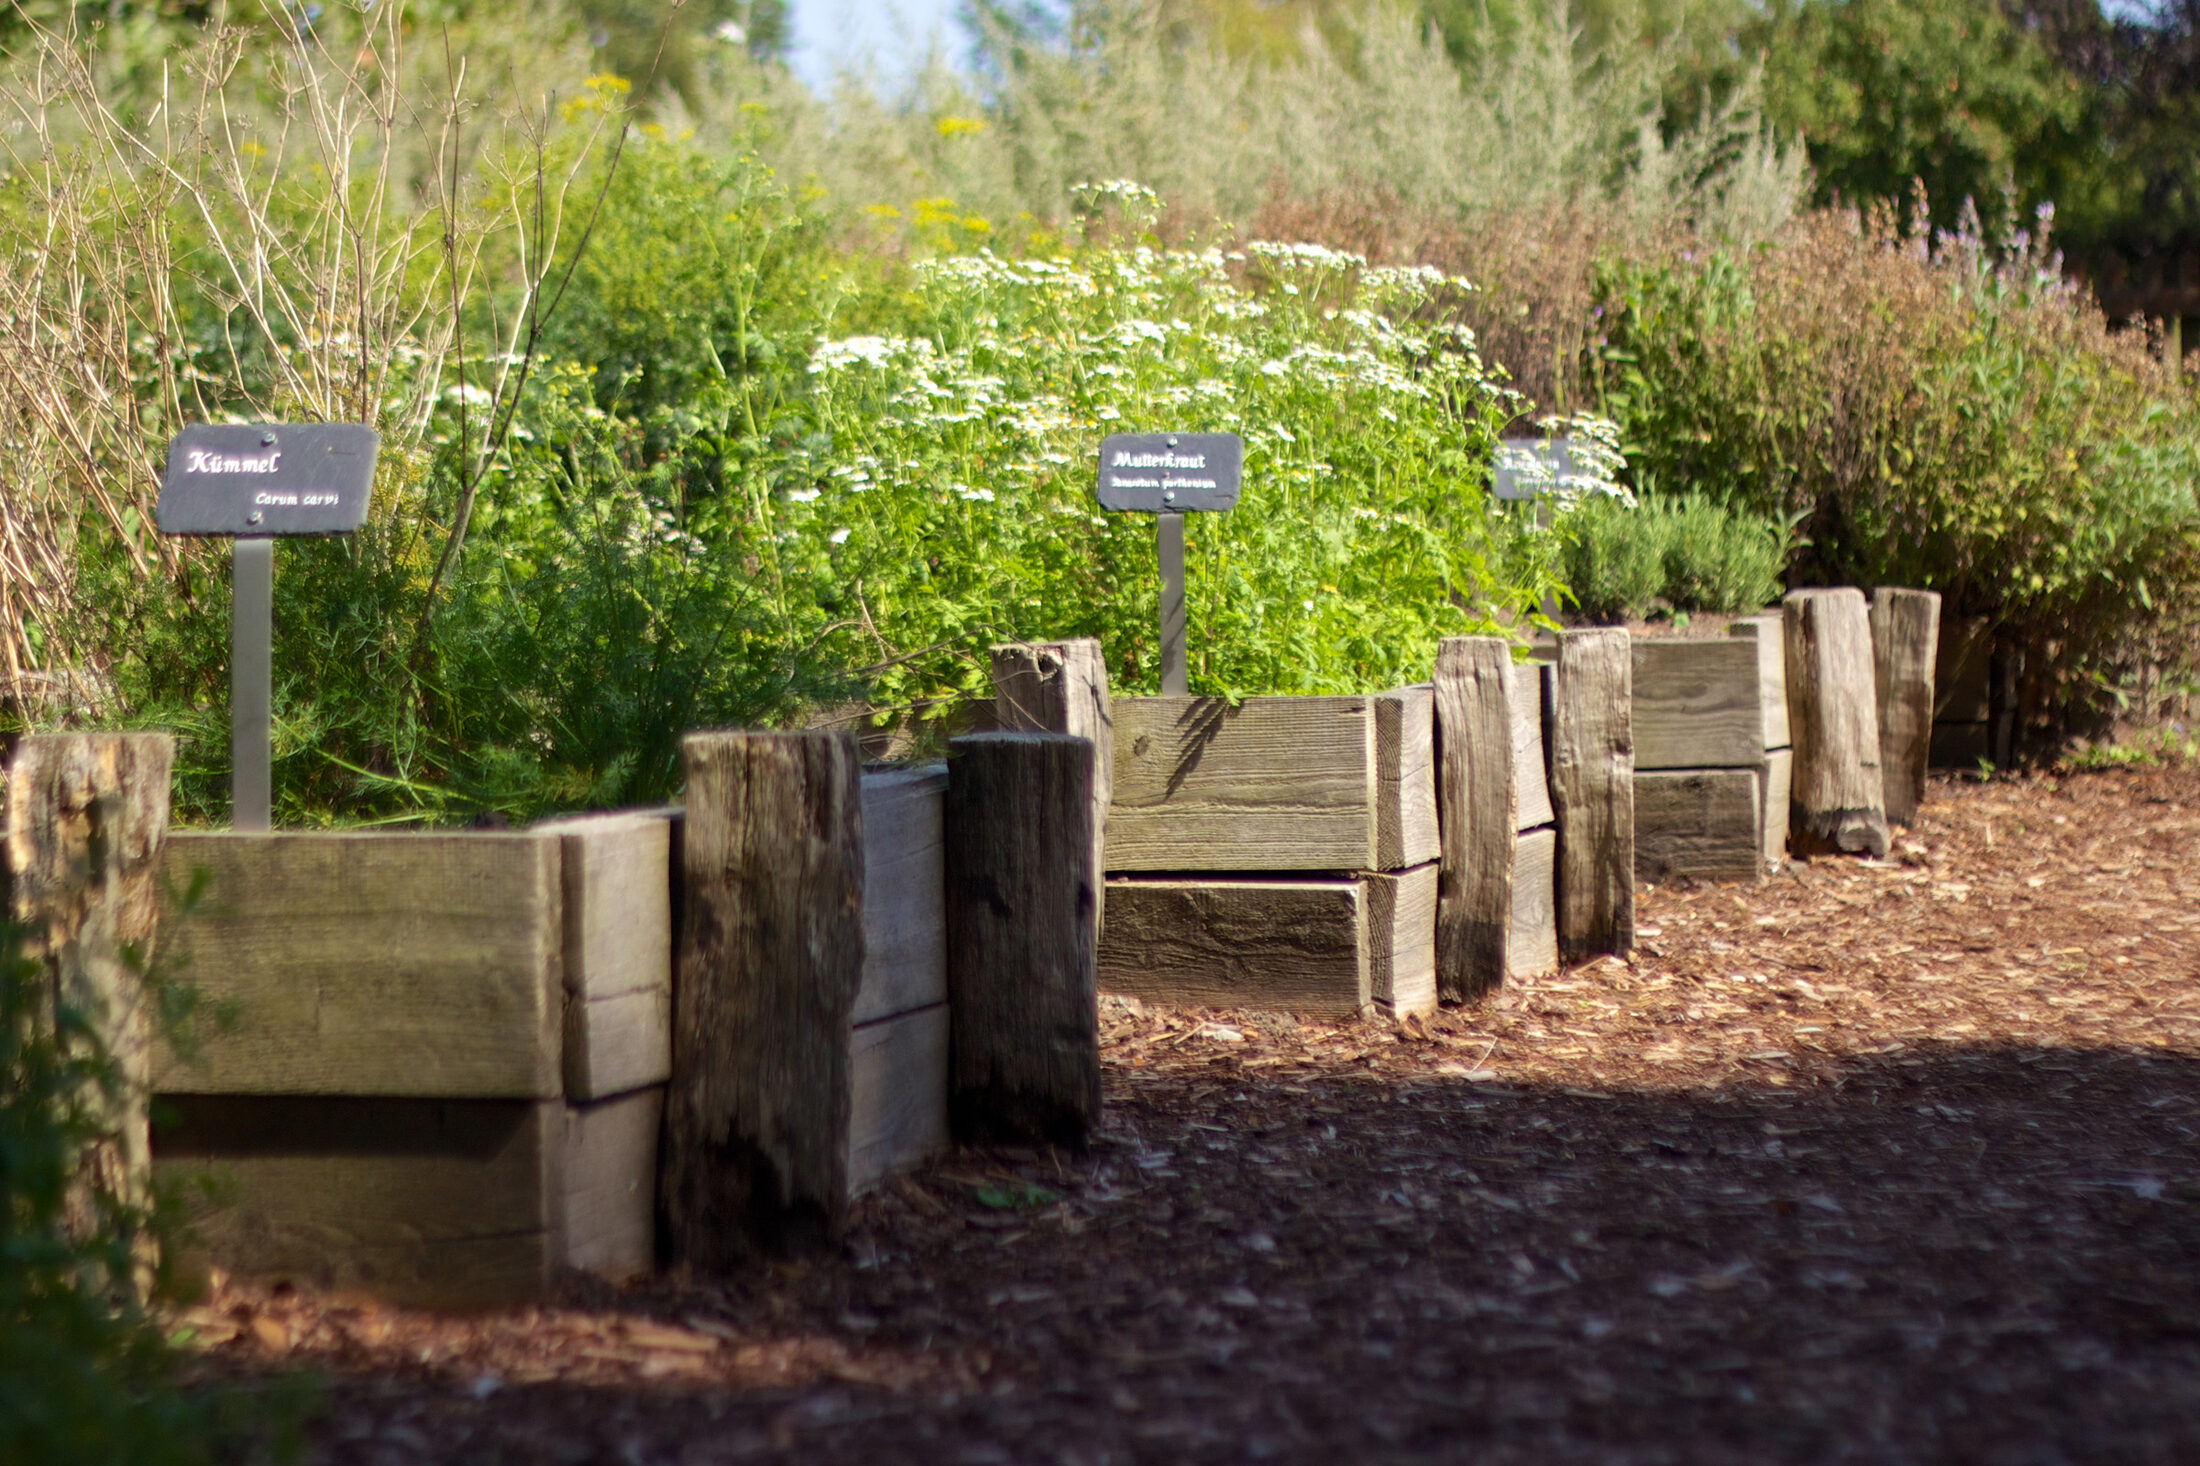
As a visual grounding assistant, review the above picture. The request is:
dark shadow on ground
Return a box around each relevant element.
[245,1042,2200,1466]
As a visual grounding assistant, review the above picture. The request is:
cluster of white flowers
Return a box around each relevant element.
[916,252,1098,297]
[1248,240,1368,272]
[1494,414,1632,509]
[810,335,936,374]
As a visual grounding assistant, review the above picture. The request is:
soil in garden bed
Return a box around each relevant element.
[179,765,2200,1464]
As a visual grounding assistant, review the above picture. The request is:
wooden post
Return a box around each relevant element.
[944,733,1099,1148]
[1551,630,1633,959]
[991,639,1112,921]
[663,730,863,1268]
[1870,587,1941,826]
[1433,637,1515,1003]
[1784,589,1890,857]
[2,733,175,1234]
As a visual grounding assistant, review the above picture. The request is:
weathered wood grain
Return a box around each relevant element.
[1756,748,1793,868]
[1105,693,1437,872]
[1098,876,1369,1015]
[1552,630,1635,958]
[1784,589,1890,858]
[1871,587,1942,826]
[562,1086,662,1281]
[847,1003,949,1197]
[4,733,174,1225]
[666,730,863,1267]
[155,1095,562,1310]
[1726,614,1792,749]
[1433,638,1515,1004]
[1366,862,1438,1016]
[945,733,1099,1147]
[153,832,564,1099]
[1635,769,1762,884]
[857,763,948,1026]
[1508,827,1558,981]
[532,813,672,1101]
[1514,663,1554,831]
[992,640,1112,923]
[1631,639,1765,770]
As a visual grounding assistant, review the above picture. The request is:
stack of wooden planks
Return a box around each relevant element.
[1094,691,1441,1017]
[150,820,671,1308]
[1630,619,1791,884]
[152,766,954,1306]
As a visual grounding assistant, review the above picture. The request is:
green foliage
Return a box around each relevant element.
[1559,493,1789,622]
[1590,209,2200,719]
[0,918,296,1465]
[1755,0,2082,234]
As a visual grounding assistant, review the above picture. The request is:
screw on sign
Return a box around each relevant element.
[1094,432,1242,695]
[156,424,379,831]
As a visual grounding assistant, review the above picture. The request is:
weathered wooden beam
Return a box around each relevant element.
[856,764,948,1027]
[1097,865,1438,1016]
[1104,691,1437,872]
[945,733,1099,1147]
[561,1086,663,1281]
[1635,769,1762,884]
[1783,589,1890,858]
[1755,748,1793,868]
[156,1095,564,1310]
[665,730,864,1267]
[1631,639,1765,770]
[153,832,565,1099]
[992,640,1112,922]
[1513,663,1554,831]
[1433,637,1515,1004]
[847,1003,949,1197]
[1552,630,1635,958]
[1726,613,1792,750]
[532,812,672,1102]
[1508,827,1558,981]
[1870,587,1942,826]
[4,733,175,1227]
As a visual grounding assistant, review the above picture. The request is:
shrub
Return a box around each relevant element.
[1559,492,1789,622]
[1591,207,2200,732]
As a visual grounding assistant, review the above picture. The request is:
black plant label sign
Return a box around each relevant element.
[157,424,379,537]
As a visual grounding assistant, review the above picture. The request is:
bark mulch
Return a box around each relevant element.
[176,766,2200,1465]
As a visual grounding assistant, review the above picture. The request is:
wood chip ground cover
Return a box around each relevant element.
[179,769,2200,1463]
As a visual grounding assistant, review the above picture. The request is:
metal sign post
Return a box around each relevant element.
[230,539,274,830]
[157,422,379,831]
[1095,431,1242,695]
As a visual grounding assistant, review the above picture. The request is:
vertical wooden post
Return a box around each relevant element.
[991,639,1113,923]
[1551,630,1634,959]
[944,733,1099,1148]
[1784,589,1890,857]
[2,733,175,1231]
[663,730,863,1268]
[1433,637,1516,1002]
[1870,587,1941,827]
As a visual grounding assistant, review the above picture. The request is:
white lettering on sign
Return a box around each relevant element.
[185,449,283,474]
[1108,476,1220,489]
[1109,450,1207,469]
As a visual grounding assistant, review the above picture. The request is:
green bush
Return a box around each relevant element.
[1560,493,1788,622]
[0,919,292,1465]
[1591,209,2200,726]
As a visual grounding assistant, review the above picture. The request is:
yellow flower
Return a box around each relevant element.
[863,203,903,220]
[935,116,987,137]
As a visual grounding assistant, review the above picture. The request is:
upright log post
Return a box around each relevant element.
[991,639,1113,922]
[1432,637,1516,1002]
[944,733,1099,1147]
[1551,630,1634,959]
[663,730,863,1267]
[2,733,175,1233]
[1784,589,1890,857]
[1870,587,1941,826]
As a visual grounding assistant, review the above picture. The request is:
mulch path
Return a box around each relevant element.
[178,766,2200,1465]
